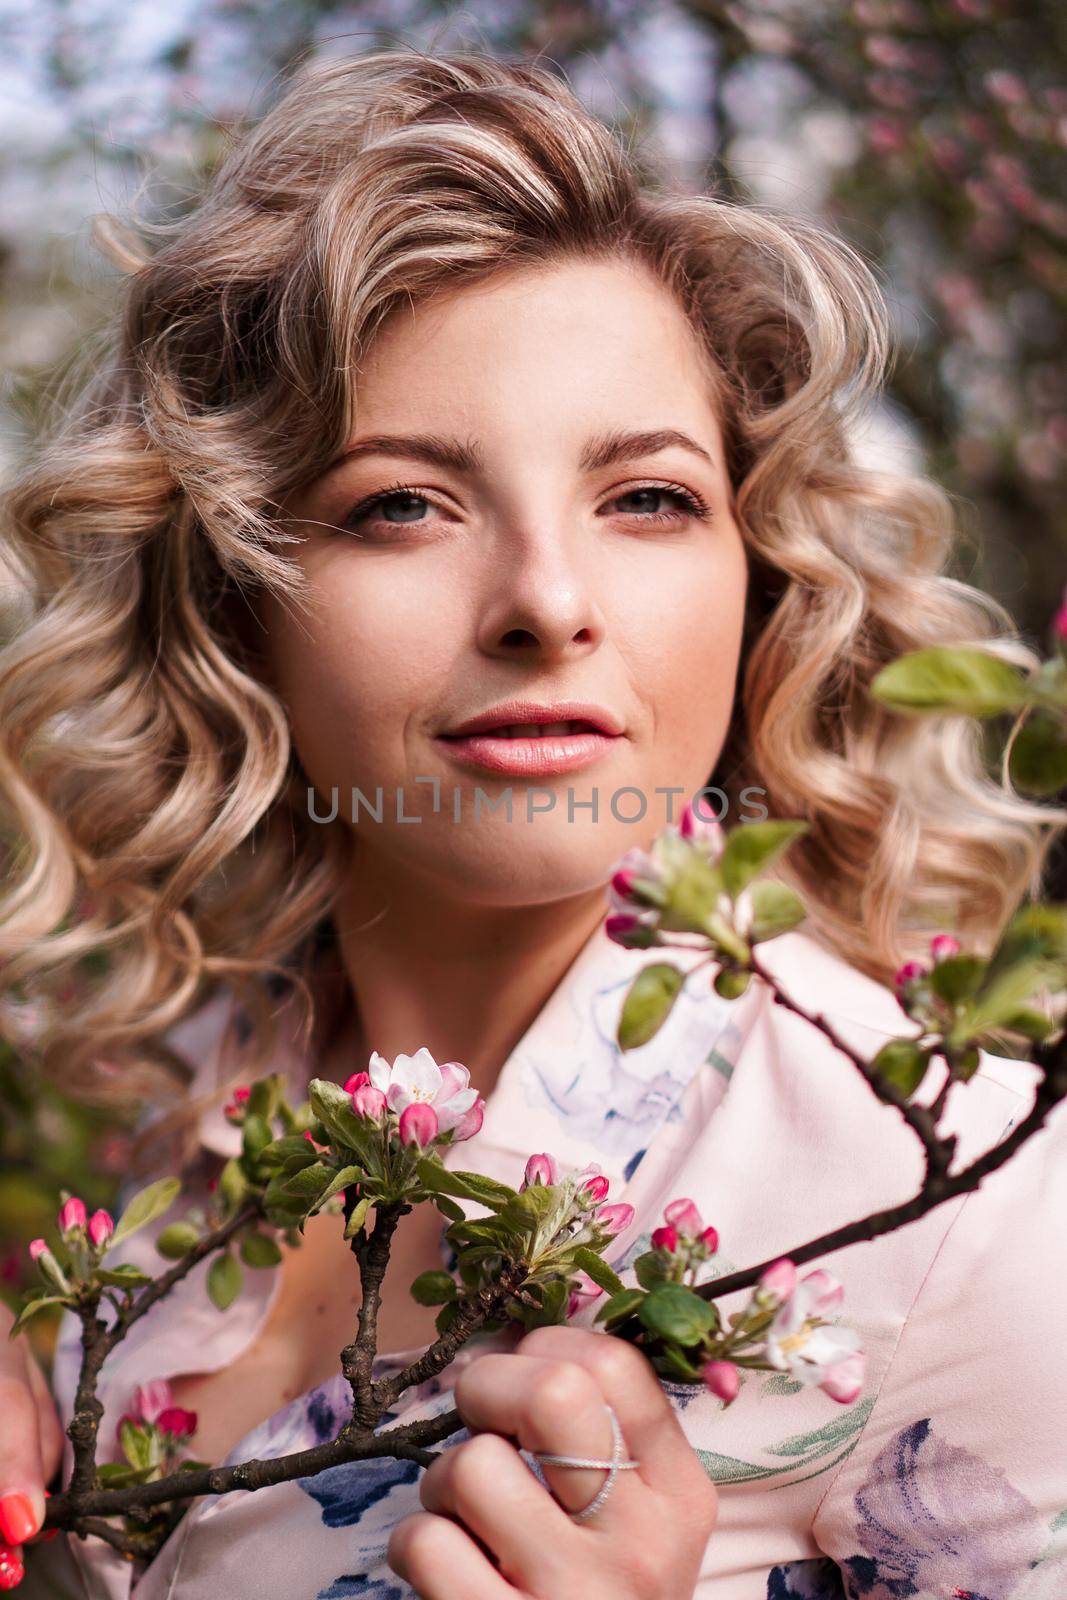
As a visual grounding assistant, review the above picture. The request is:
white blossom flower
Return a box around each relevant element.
[367,1047,479,1133]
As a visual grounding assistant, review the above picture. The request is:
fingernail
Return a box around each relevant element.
[26,1490,56,1545]
[0,1540,23,1590]
[0,1496,37,1546]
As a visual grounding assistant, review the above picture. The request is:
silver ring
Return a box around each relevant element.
[530,1403,641,1523]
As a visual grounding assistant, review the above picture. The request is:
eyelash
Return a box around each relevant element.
[338,478,712,536]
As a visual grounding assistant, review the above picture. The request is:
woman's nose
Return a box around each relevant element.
[477,567,605,662]
[475,533,606,663]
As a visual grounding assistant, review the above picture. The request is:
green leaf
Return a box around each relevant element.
[1009,711,1067,796]
[258,1135,318,1171]
[638,1283,719,1345]
[307,1079,378,1160]
[653,1344,704,1382]
[410,1270,459,1306]
[435,1300,461,1336]
[280,1160,338,1199]
[870,647,1028,716]
[432,1193,466,1223]
[593,1287,646,1327]
[9,1296,69,1336]
[720,820,809,898]
[219,1157,251,1207]
[871,1037,930,1098]
[928,955,985,1006]
[572,1247,625,1296]
[97,1461,158,1487]
[239,1230,283,1268]
[633,1249,672,1290]
[999,1006,1058,1041]
[206,1251,243,1311]
[108,1177,181,1252]
[119,1420,153,1473]
[617,963,685,1051]
[343,1195,372,1240]
[415,1159,516,1211]
[306,1164,363,1218]
[95,1264,153,1288]
[747,879,807,943]
[242,1114,274,1160]
[156,1222,201,1260]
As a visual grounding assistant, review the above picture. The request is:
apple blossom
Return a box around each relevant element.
[652,1223,679,1253]
[368,1048,479,1134]
[758,1258,798,1303]
[351,1083,388,1123]
[398,1102,439,1148]
[595,1202,635,1236]
[678,799,727,858]
[58,1197,87,1236]
[764,1269,865,1404]
[87,1209,114,1250]
[702,1359,740,1402]
[566,1270,605,1319]
[894,960,928,991]
[664,1197,703,1237]
[344,1071,370,1093]
[930,933,962,962]
[521,1153,559,1189]
[156,1406,198,1439]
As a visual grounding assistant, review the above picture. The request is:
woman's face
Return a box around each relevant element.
[261,255,749,907]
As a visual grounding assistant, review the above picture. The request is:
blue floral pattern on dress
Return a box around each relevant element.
[767,1558,846,1598]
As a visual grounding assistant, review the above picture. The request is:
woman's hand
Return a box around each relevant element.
[0,1302,65,1588]
[387,1324,718,1600]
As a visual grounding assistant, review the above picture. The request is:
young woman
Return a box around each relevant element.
[1,46,1065,1600]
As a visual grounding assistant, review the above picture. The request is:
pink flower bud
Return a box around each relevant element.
[351,1084,388,1123]
[596,1203,635,1237]
[398,1102,439,1148]
[87,1210,114,1249]
[701,1359,740,1402]
[58,1197,87,1236]
[28,1238,47,1261]
[343,1071,371,1094]
[610,867,637,901]
[651,1223,679,1253]
[452,1096,485,1143]
[605,912,661,950]
[758,1257,797,1302]
[930,933,961,962]
[156,1406,198,1438]
[521,1153,559,1190]
[565,1270,605,1318]
[820,1349,866,1405]
[132,1380,173,1424]
[698,1225,720,1253]
[1055,602,1067,643]
[580,1174,610,1204]
[663,1197,703,1237]
[894,960,928,991]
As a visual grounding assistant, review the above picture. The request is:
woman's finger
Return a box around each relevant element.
[419,1428,578,1592]
[451,1350,647,1528]
[514,1324,717,1506]
[387,1509,519,1599]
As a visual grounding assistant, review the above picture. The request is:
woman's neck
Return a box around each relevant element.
[317,867,610,1101]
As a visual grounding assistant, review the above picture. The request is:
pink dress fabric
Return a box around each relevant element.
[49,921,1067,1599]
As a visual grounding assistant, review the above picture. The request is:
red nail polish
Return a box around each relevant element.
[0,1540,23,1591]
[0,1498,36,1547]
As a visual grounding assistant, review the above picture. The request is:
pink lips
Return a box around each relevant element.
[437,727,622,777]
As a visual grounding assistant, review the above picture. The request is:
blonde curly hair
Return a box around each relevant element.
[1,45,1061,1177]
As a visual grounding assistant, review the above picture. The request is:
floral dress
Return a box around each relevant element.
[49,921,1067,1599]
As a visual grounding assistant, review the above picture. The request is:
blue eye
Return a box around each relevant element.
[610,485,710,523]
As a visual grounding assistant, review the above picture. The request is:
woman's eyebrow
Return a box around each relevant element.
[321,426,716,478]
